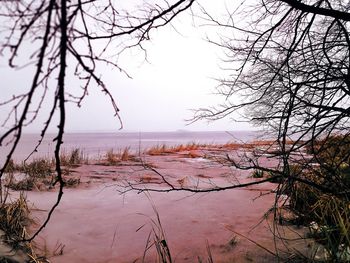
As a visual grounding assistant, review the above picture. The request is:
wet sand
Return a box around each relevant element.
[24,147,310,262]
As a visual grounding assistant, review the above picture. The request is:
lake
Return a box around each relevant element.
[1,130,259,163]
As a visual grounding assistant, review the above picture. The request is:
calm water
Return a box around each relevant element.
[1,130,259,163]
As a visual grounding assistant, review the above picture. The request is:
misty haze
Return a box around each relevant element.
[0,1,349,262]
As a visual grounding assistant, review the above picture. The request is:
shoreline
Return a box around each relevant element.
[1,141,314,262]
[0,131,260,165]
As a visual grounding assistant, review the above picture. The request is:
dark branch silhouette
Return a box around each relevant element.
[192,0,350,199]
[0,0,196,241]
[1,1,349,259]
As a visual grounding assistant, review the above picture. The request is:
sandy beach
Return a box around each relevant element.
[6,143,312,263]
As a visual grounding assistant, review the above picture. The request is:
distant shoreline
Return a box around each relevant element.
[1,131,261,164]
[17,129,260,135]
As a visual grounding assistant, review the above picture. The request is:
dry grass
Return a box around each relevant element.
[145,140,294,156]
[251,169,264,178]
[60,148,88,167]
[139,174,160,184]
[146,143,205,156]
[0,193,30,248]
[221,142,242,150]
[173,143,202,152]
[21,159,53,179]
[147,144,171,156]
[3,159,16,173]
[221,140,295,152]
[105,147,135,165]
[176,177,188,187]
[290,177,350,261]
[142,197,173,263]
[121,147,132,161]
[65,177,81,188]
[4,158,54,191]
[106,149,119,165]
[287,161,350,261]
[186,150,201,158]
[0,193,49,262]
[4,156,81,191]
[6,178,37,191]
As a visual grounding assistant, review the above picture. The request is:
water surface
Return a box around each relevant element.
[1,130,258,163]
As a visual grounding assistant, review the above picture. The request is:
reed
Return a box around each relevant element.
[105,147,135,165]
[141,196,172,263]
[251,169,264,178]
[287,135,350,261]
[0,193,30,248]
[0,193,49,262]
[60,148,87,166]
[147,143,205,156]
[4,155,82,191]
[290,177,350,261]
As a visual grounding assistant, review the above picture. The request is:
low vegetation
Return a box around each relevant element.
[243,136,350,261]
[4,158,54,191]
[3,148,84,191]
[285,135,350,261]
[0,193,30,249]
[289,176,350,261]
[0,193,47,262]
[60,148,88,166]
[3,139,349,261]
[105,147,135,165]
[251,169,264,178]
[146,143,203,156]
[0,151,84,261]
[146,141,298,157]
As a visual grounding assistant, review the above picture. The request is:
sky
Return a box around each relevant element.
[0,0,252,133]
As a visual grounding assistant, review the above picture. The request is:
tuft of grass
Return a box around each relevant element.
[290,179,350,261]
[22,158,53,179]
[4,158,53,191]
[205,240,214,263]
[147,143,205,156]
[176,177,187,187]
[141,195,172,263]
[0,193,48,262]
[227,235,238,248]
[186,150,201,158]
[287,140,350,262]
[6,178,36,191]
[147,144,168,156]
[3,159,16,173]
[60,148,87,167]
[197,240,214,263]
[222,142,241,150]
[65,177,81,188]
[106,149,118,165]
[251,169,264,178]
[267,170,284,184]
[224,225,277,258]
[121,147,131,161]
[0,193,30,249]
[105,147,134,165]
[69,148,82,165]
[4,155,82,191]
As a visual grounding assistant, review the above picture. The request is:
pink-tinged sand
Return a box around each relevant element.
[26,150,311,262]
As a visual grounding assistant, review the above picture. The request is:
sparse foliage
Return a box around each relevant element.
[192,1,350,260]
[0,193,29,247]
[2,0,350,261]
[0,0,196,242]
[194,0,350,194]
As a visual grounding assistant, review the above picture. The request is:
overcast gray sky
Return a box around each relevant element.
[1,0,252,133]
